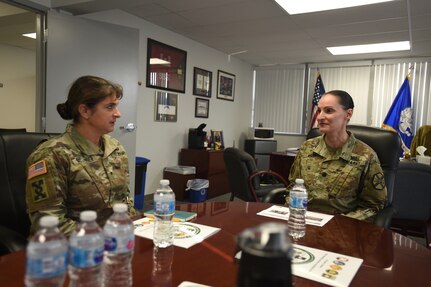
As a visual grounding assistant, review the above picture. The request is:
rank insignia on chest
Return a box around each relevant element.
[348,160,360,166]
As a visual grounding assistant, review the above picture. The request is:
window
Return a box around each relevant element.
[253,65,305,134]
[253,59,431,135]
[371,60,431,130]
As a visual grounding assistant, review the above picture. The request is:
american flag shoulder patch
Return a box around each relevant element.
[28,160,47,180]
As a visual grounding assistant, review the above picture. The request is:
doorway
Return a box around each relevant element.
[0,1,45,132]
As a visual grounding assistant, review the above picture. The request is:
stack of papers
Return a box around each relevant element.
[164,165,196,174]
[144,210,197,222]
[257,205,333,227]
[133,218,220,249]
[291,244,363,287]
[286,147,299,156]
[235,244,362,287]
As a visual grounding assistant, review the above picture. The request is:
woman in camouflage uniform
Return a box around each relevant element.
[287,90,387,222]
[26,75,135,236]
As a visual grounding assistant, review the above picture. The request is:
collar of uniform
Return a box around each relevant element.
[313,132,357,161]
[101,134,120,158]
[67,124,104,156]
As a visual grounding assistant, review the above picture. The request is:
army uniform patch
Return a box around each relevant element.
[28,160,47,180]
[372,172,385,190]
[30,178,49,202]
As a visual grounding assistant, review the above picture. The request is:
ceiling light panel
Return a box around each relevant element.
[274,0,395,15]
[327,41,410,55]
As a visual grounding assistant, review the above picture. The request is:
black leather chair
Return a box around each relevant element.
[223,147,288,202]
[0,132,55,255]
[390,161,431,249]
[0,128,27,134]
[306,125,401,228]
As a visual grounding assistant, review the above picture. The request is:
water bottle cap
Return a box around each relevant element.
[160,179,170,186]
[113,203,128,213]
[295,178,304,184]
[80,210,97,221]
[39,215,59,228]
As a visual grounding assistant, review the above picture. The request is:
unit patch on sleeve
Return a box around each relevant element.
[30,178,49,202]
[371,172,385,190]
[28,160,47,180]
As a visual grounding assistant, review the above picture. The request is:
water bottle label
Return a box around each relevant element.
[70,246,104,268]
[104,234,134,254]
[290,196,307,209]
[26,251,67,278]
[154,200,175,215]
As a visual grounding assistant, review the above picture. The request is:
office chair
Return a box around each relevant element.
[390,161,431,249]
[0,132,55,255]
[223,148,288,202]
[306,125,401,228]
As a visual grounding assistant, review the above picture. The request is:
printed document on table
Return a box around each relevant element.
[257,205,333,227]
[178,281,211,287]
[291,244,363,287]
[133,217,220,249]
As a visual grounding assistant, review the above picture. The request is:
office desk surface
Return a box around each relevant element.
[1,202,430,286]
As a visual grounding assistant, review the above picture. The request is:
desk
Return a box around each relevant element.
[179,149,230,198]
[270,152,296,183]
[1,202,430,286]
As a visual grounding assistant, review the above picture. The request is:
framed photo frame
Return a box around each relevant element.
[193,67,212,97]
[146,38,187,93]
[211,130,224,150]
[154,91,178,122]
[216,70,235,101]
[195,98,210,118]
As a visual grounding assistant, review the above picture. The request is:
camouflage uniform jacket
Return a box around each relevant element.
[26,124,135,236]
[287,133,387,222]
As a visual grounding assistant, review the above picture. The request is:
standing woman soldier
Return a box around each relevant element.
[26,75,136,237]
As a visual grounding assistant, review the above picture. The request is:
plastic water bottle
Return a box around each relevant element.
[288,178,308,240]
[25,216,68,287]
[151,246,174,287]
[68,210,104,287]
[103,203,135,287]
[153,179,175,248]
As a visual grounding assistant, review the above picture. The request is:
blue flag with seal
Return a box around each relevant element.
[382,76,413,156]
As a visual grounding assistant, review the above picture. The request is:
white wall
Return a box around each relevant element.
[0,44,36,131]
[83,10,254,196]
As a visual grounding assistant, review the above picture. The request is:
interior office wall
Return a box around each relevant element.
[82,10,254,196]
[0,44,36,131]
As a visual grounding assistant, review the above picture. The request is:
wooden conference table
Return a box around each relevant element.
[1,201,430,286]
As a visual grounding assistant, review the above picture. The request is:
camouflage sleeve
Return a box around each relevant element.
[29,204,77,237]
[285,151,303,205]
[343,154,387,222]
[26,149,74,236]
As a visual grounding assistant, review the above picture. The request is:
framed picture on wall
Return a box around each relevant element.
[154,91,178,122]
[195,98,210,118]
[193,67,212,97]
[146,38,187,93]
[216,70,235,101]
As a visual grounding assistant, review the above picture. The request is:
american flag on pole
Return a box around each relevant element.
[310,73,325,129]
